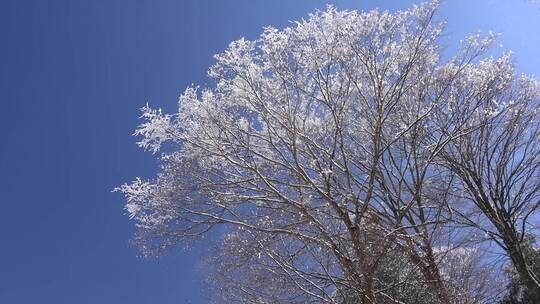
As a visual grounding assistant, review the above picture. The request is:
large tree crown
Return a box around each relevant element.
[116,1,540,302]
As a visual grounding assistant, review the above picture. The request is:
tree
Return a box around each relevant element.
[499,236,540,303]
[435,53,540,300]
[116,1,540,302]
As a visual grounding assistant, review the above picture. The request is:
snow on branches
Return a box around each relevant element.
[118,1,540,303]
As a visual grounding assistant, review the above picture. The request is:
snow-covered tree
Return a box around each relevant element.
[117,1,540,302]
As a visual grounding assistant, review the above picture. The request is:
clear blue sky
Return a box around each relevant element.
[1,1,539,303]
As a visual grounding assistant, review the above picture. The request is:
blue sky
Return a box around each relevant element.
[1,1,539,303]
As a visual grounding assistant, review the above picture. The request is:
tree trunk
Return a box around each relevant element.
[406,246,452,304]
[505,239,540,302]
